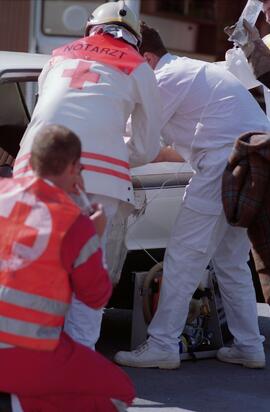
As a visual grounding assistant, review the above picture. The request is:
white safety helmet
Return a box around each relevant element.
[85,1,141,47]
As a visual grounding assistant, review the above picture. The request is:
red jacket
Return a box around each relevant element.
[0,176,111,350]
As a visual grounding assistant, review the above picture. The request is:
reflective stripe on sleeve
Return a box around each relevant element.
[73,234,100,269]
[0,285,69,316]
[13,165,33,178]
[13,153,31,177]
[14,153,30,167]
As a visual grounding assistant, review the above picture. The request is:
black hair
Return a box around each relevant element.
[139,21,167,57]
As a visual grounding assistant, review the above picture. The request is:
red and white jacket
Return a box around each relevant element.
[0,176,111,350]
[14,34,161,207]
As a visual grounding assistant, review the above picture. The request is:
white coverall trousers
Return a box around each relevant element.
[148,149,264,354]
[64,194,120,349]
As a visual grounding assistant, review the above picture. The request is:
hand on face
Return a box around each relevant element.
[72,173,85,195]
[89,203,107,238]
[69,161,85,195]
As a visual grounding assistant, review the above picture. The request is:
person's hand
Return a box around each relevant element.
[242,19,261,57]
[69,162,85,195]
[224,19,260,41]
[89,203,107,238]
[242,19,260,42]
[152,146,184,162]
[224,19,261,58]
[73,173,85,195]
[224,23,237,38]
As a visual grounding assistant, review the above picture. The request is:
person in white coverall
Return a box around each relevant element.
[13,2,161,350]
[114,22,270,370]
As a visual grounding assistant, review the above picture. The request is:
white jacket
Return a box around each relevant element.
[155,53,270,214]
[14,34,161,207]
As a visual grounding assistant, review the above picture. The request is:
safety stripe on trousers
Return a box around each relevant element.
[73,234,100,269]
[0,285,69,316]
[0,315,62,340]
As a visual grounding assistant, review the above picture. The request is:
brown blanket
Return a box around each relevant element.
[222,131,270,278]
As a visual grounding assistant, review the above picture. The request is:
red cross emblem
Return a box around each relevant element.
[62,61,100,89]
[0,202,38,259]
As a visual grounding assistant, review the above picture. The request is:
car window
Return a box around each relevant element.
[0,82,30,166]
[19,82,39,115]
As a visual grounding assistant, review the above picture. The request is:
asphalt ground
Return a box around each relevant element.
[97,304,270,412]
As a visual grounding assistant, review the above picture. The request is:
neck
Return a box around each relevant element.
[152,54,161,69]
[38,174,66,192]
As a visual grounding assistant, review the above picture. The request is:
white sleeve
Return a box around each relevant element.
[37,59,52,95]
[224,47,260,90]
[38,56,65,95]
[126,62,162,168]
[155,66,193,144]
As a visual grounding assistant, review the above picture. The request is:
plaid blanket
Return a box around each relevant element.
[222,131,270,274]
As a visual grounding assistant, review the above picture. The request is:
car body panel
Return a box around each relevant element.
[127,162,192,250]
[0,51,50,83]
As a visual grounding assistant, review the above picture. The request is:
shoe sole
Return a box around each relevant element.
[217,354,265,369]
[114,358,180,369]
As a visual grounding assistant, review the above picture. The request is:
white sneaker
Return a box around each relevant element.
[217,346,266,369]
[114,342,180,369]
[111,399,128,412]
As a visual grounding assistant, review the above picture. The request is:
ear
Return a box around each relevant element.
[143,52,158,69]
[66,162,77,177]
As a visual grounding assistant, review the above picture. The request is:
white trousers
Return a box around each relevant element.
[64,195,119,350]
[148,204,264,353]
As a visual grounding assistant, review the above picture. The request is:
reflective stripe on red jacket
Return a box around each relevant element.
[0,176,80,350]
